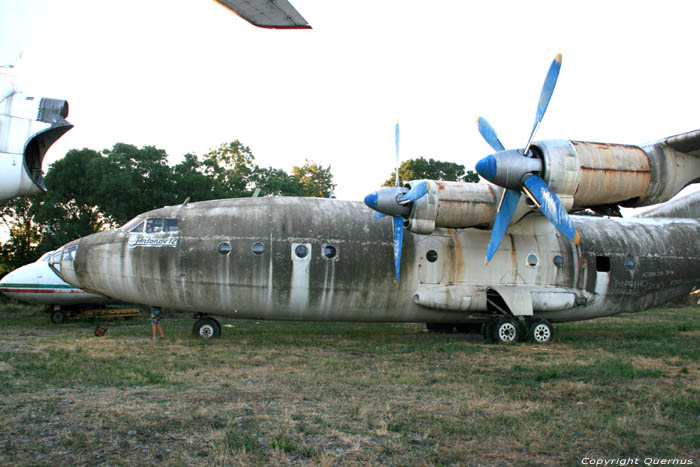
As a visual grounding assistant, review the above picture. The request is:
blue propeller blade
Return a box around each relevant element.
[394,121,400,187]
[522,175,580,244]
[525,53,562,153]
[485,189,521,264]
[392,216,404,283]
[477,116,505,152]
[399,181,429,205]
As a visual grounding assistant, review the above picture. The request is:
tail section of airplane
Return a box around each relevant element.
[634,190,700,220]
[0,72,72,200]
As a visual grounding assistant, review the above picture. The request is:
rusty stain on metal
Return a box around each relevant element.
[447,228,464,283]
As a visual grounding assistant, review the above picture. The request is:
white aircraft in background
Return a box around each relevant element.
[0,251,109,323]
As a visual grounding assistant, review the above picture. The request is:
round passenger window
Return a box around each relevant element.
[295,245,309,258]
[426,250,438,263]
[251,242,265,255]
[322,245,337,259]
[218,242,231,255]
[553,255,564,268]
[527,254,538,266]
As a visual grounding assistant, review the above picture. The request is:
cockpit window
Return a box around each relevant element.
[39,251,53,262]
[146,218,164,233]
[62,246,77,262]
[164,218,179,232]
[130,221,144,233]
[122,217,144,232]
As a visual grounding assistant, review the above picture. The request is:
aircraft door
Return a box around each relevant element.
[418,236,446,284]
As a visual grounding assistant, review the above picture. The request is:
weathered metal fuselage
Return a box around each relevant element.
[54,195,700,324]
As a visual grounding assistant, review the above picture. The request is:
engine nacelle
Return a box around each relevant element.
[0,74,72,201]
[405,180,501,234]
[535,137,700,209]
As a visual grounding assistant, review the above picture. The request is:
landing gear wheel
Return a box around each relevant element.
[527,318,554,344]
[193,317,221,338]
[51,309,67,324]
[426,323,454,333]
[490,317,520,343]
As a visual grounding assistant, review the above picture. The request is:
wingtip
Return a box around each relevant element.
[484,258,490,266]
[554,53,562,64]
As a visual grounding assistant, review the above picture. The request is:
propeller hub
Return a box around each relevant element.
[475,149,543,191]
[363,186,411,218]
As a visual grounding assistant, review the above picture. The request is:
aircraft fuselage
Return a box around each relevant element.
[53,197,700,325]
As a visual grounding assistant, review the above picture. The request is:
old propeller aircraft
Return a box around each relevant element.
[0,62,72,201]
[47,55,700,343]
[0,250,112,323]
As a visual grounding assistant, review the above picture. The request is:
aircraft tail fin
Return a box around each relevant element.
[635,190,700,220]
[659,129,700,158]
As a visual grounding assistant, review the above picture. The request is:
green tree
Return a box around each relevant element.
[252,167,305,197]
[0,196,43,274]
[31,148,107,252]
[202,140,257,197]
[171,153,225,202]
[383,157,479,186]
[93,143,181,225]
[292,159,336,198]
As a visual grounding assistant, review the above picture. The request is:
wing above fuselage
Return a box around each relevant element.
[213,0,311,29]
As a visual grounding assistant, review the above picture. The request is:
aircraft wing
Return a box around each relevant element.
[214,0,311,29]
[659,129,700,157]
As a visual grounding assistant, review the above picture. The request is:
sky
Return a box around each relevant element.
[1,0,699,202]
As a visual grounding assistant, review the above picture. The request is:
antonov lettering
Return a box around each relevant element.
[128,235,177,248]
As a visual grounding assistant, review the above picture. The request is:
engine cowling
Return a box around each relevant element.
[405,180,501,234]
[535,137,700,209]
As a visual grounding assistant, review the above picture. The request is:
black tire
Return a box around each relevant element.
[527,317,554,344]
[193,317,221,338]
[490,317,520,343]
[425,323,454,333]
[50,309,67,324]
[455,323,483,334]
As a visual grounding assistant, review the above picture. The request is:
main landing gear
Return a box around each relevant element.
[193,315,221,338]
[426,317,554,344]
[484,315,554,344]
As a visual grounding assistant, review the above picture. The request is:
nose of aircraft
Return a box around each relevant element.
[48,243,81,288]
[0,268,18,298]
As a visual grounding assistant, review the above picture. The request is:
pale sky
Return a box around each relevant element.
[2,0,699,201]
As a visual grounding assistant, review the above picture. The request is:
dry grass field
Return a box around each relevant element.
[0,303,698,466]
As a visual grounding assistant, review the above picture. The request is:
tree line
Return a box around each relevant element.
[0,144,478,276]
